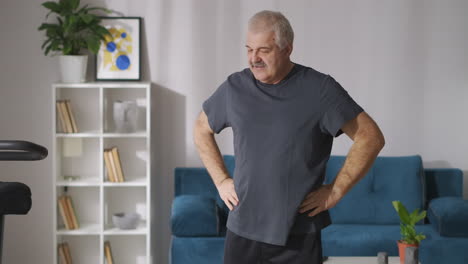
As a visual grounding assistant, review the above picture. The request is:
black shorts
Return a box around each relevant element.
[223,229,323,264]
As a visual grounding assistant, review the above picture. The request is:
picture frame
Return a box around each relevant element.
[96,17,142,81]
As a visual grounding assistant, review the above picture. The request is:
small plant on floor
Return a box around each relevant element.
[392,200,426,245]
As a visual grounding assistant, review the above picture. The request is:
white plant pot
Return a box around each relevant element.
[59,55,88,83]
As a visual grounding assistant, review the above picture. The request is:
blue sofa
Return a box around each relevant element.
[170,155,468,264]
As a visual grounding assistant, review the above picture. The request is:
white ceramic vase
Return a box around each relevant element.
[59,55,88,83]
[113,100,139,133]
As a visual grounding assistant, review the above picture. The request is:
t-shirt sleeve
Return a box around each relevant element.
[319,75,364,137]
[202,82,230,134]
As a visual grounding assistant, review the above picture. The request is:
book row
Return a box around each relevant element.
[58,195,79,230]
[56,100,78,133]
[57,241,114,264]
[104,147,125,182]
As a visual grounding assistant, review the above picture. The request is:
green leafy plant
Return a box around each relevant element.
[38,0,111,55]
[392,200,427,245]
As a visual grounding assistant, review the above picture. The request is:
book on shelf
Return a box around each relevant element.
[58,196,73,230]
[56,101,67,133]
[65,195,79,229]
[111,147,125,182]
[58,242,72,264]
[104,147,125,182]
[57,243,67,264]
[104,150,117,182]
[104,241,114,264]
[56,100,78,133]
[65,100,79,133]
[58,195,79,229]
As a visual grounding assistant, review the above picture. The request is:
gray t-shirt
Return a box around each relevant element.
[202,63,364,246]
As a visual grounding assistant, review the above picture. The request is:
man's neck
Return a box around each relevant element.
[271,61,294,84]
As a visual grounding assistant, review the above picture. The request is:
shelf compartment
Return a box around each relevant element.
[55,86,101,133]
[56,187,100,231]
[103,87,147,133]
[104,187,147,230]
[57,235,100,264]
[103,138,147,183]
[103,235,147,264]
[55,137,101,183]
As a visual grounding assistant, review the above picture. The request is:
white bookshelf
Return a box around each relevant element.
[52,82,152,264]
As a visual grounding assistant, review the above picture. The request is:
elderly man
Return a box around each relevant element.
[194,10,385,264]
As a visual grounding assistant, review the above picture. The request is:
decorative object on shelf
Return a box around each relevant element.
[113,100,138,133]
[62,138,82,157]
[112,212,140,229]
[96,17,142,81]
[136,150,148,162]
[56,100,78,133]
[38,0,111,83]
[377,252,388,264]
[104,241,114,264]
[392,200,426,264]
[63,175,81,181]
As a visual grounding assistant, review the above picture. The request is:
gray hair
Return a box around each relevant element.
[248,10,294,50]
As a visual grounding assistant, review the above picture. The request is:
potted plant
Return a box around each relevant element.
[38,0,111,83]
[392,200,426,264]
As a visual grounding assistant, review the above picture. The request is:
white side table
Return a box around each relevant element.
[325,256,420,264]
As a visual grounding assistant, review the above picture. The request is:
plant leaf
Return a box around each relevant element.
[80,13,93,24]
[414,211,427,224]
[41,38,52,50]
[392,201,411,225]
[63,42,72,55]
[42,2,61,13]
[71,0,80,10]
[86,35,101,54]
[409,209,420,225]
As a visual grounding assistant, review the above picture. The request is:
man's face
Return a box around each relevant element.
[246,30,292,84]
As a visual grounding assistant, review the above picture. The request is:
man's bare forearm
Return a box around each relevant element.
[193,113,230,188]
[331,125,385,199]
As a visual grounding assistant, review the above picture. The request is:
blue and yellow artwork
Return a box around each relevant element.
[97,18,140,80]
[103,27,133,71]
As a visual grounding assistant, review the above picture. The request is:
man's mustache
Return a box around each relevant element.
[251,62,266,67]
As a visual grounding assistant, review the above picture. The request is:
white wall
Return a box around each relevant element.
[0,0,467,263]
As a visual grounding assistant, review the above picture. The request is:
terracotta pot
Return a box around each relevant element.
[397,240,418,264]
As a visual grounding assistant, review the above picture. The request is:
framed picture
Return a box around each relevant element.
[96,17,141,81]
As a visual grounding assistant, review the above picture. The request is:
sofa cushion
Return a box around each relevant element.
[171,236,225,264]
[171,195,219,237]
[324,156,425,224]
[428,197,468,237]
[322,224,401,256]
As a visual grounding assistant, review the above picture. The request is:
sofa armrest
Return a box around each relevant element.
[428,197,468,237]
[171,195,219,237]
[425,168,463,201]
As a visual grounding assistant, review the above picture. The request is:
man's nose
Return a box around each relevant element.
[251,51,261,62]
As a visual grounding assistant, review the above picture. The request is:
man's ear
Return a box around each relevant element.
[284,43,293,56]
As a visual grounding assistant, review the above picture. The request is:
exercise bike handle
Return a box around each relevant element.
[0,140,48,161]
